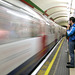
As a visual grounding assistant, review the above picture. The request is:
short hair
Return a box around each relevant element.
[69,17,75,23]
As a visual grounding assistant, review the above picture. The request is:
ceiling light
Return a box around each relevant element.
[7,10,32,20]
[0,0,12,6]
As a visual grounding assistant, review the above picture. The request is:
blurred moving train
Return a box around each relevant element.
[0,1,66,75]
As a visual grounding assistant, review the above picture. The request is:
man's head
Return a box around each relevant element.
[69,17,75,25]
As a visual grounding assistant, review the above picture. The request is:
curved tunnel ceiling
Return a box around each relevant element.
[46,7,68,15]
[4,0,75,26]
[55,17,68,23]
[48,12,68,18]
[19,0,72,26]
[48,10,68,17]
[30,0,71,26]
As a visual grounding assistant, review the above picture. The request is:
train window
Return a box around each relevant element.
[48,25,52,34]
[30,19,41,37]
[0,5,41,45]
[51,26,53,34]
[53,28,55,33]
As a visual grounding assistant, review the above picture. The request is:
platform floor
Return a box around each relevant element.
[53,39,69,75]
[35,38,75,75]
[70,50,75,75]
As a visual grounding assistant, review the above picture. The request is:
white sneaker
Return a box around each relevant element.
[65,49,69,53]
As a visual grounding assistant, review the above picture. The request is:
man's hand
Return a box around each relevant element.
[67,25,70,30]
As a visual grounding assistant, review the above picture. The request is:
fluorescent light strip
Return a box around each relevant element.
[0,0,12,6]
[7,10,32,20]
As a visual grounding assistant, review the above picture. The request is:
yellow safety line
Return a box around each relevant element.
[44,38,65,75]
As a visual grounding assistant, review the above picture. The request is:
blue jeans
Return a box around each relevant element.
[69,41,75,66]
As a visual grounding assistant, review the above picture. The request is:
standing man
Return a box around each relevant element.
[66,17,75,68]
